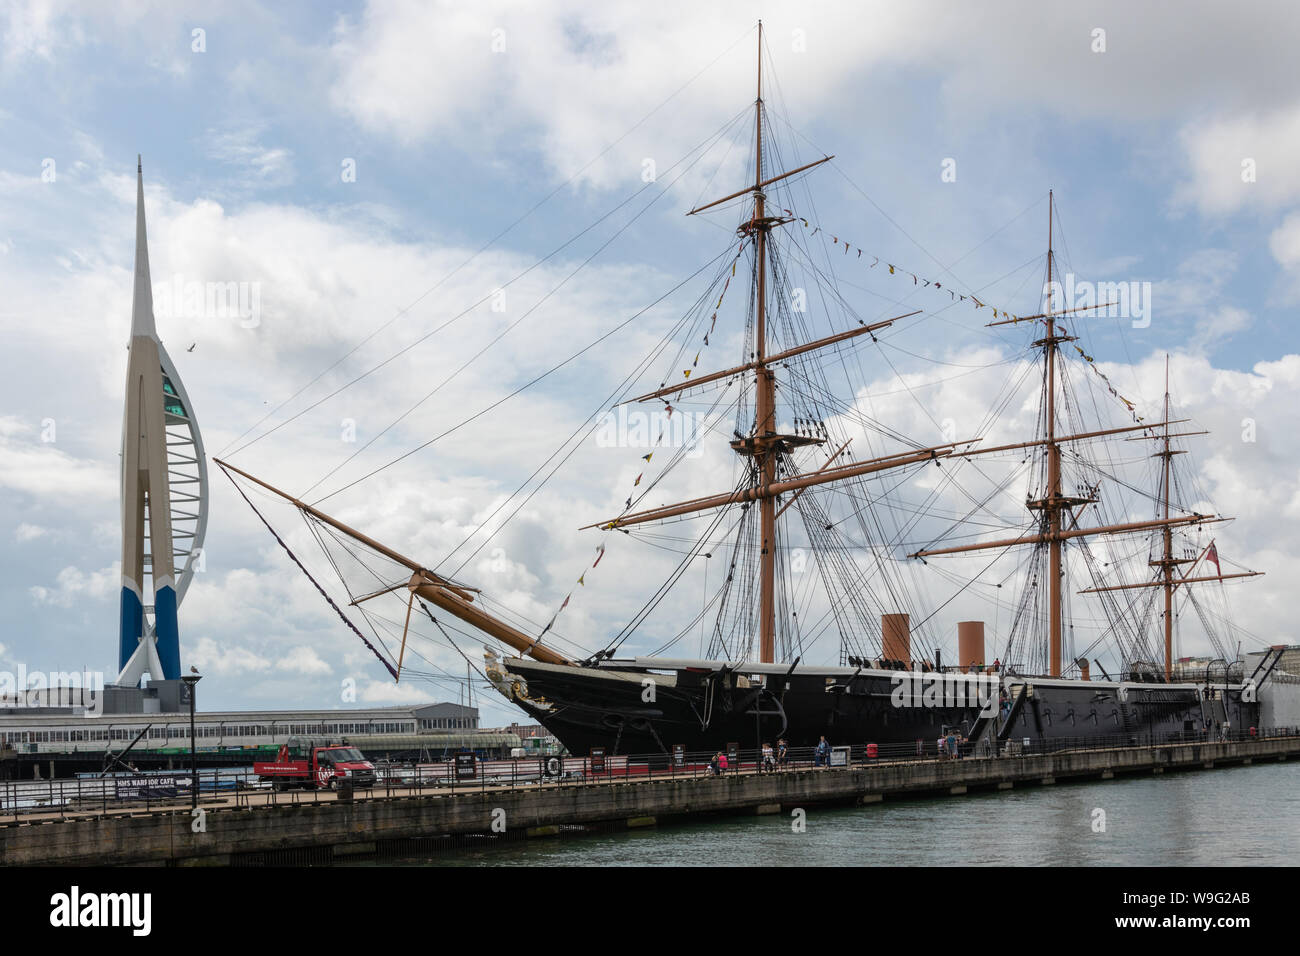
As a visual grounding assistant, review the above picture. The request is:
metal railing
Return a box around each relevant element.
[3,726,1296,821]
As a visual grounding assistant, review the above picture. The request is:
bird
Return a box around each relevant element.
[189,665,199,675]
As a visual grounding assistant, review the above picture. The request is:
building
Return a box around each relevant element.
[0,702,479,755]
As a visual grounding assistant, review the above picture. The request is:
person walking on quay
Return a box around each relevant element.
[708,751,721,776]
[718,750,729,775]
[937,733,946,760]
[761,741,775,773]
[814,735,830,767]
[777,738,789,767]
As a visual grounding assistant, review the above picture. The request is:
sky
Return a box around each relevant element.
[1,0,1298,726]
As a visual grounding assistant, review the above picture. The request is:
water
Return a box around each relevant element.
[371,761,1300,866]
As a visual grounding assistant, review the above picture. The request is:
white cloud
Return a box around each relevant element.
[187,635,273,676]
[205,126,295,188]
[14,522,47,542]
[29,562,118,608]
[276,645,332,676]
[357,678,436,705]
[1176,105,1300,217]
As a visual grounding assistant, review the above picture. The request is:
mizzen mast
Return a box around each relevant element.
[1076,356,1262,678]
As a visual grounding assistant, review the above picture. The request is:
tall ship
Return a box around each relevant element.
[218,24,1285,758]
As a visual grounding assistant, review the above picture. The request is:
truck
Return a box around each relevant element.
[254,736,377,791]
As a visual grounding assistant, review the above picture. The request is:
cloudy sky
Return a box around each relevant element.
[1,0,1297,725]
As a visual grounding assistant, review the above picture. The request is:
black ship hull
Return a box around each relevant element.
[490,655,1258,757]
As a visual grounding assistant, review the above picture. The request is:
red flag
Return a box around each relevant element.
[1207,542,1220,575]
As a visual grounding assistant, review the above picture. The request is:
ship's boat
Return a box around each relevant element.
[218,23,1270,758]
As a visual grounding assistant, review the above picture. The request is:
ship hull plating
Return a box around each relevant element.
[497,657,1256,757]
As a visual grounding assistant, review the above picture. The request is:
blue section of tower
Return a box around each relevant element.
[153,585,181,679]
[118,585,143,674]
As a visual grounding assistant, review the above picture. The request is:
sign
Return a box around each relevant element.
[726,742,739,764]
[113,774,185,800]
[672,744,684,767]
[454,751,477,780]
[589,746,607,774]
[829,745,850,768]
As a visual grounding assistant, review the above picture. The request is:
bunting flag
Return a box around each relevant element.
[1072,344,1145,423]
[537,238,750,639]
[789,214,1021,322]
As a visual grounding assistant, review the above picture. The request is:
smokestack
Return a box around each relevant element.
[882,613,910,667]
[958,621,985,671]
[1077,658,1090,682]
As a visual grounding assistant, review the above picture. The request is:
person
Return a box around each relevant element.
[718,750,729,774]
[937,734,946,759]
[708,752,720,776]
[777,739,789,767]
[761,742,775,773]
[947,731,958,758]
[814,735,830,767]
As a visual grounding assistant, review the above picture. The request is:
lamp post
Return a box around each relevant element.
[181,673,201,810]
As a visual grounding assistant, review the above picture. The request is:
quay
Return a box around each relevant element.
[2,735,1295,866]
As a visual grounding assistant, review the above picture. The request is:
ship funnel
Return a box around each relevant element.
[958,621,985,672]
[1076,657,1090,681]
[882,613,910,667]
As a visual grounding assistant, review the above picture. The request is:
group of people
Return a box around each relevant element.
[936,729,967,759]
[706,738,797,775]
[760,739,791,771]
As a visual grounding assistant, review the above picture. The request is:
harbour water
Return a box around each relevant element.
[368,762,1299,866]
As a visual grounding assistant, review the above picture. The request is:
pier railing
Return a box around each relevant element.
[3,726,1296,820]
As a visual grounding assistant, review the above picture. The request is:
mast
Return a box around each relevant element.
[1076,359,1262,675]
[1045,194,1063,676]
[753,20,778,663]
[917,195,1230,679]
[1161,356,1174,678]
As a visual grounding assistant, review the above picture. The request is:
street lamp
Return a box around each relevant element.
[180,672,202,810]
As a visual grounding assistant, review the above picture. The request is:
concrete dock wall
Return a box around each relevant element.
[2,737,1294,866]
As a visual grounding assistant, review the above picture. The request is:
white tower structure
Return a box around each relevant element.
[117,158,209,685]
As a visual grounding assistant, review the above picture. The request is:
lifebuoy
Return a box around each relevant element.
[317,768,333,789]
[544,756,562,777]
